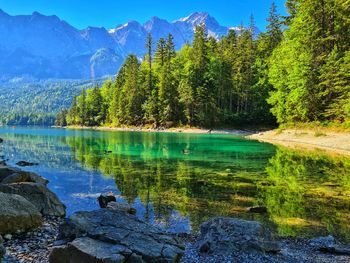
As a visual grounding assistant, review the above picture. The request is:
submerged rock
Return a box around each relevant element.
[196,217,280,255]
[247,206,268,213]
[50,209,185,263]
[0,182,66,217]
[0,192,42,234]
[16,161,39,167]
[0,138,3,143]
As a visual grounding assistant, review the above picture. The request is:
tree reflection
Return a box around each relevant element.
[260,147,350,241]
[19,131,346,241]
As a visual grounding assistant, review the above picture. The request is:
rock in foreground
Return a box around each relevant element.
[197,217,280,255]
[0,192,43,234]
[50,209,185,263]
[0,164,48,185]
[0,182,66,217]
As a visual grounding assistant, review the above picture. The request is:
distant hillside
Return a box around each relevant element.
[0,79,106,125]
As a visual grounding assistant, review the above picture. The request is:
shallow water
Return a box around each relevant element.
[0,126,349,241]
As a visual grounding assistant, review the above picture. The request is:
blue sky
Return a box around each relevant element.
[0,0,287,30]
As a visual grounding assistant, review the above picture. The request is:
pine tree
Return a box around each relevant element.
[283,0,298,25]
[143,33,160,126]
[154,38,166,66]
[120,55,142,125]
[77,89,87,125]
[67,97,78,125]
[86,85,103,126]
[266,2,283,51]
[157,35,178,125]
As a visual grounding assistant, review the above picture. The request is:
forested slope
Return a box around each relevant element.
[0,79,104,125]
[57,0,349,129]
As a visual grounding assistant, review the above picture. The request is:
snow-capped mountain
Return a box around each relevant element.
[174,12,230,40]
[0,10,259,79]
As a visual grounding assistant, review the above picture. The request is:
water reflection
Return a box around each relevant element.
[0,127,349,241]
[260,148,350,241]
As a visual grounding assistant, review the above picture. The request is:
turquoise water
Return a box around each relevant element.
[0,126,349,240]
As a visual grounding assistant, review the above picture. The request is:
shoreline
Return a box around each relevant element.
[56,125,350,157]
[56,125,259,136]
[248,128,350,156]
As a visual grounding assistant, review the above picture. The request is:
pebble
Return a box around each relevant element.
[180,237,350,263]
[2,216,64,263]
[4,234,12,240]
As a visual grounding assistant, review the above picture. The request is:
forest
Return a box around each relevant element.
[0,79,102,126]
[57,0,350,128]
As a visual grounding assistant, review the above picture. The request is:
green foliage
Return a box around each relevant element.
[64,11,283,128]
[260,147,350,240]
[268,0,350,125]
[0,79,101,126]
[55,109,68,127]
[64,1,350,128]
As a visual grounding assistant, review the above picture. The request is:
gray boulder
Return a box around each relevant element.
[50,237,130,263]
[0,165,48,185]
[0,182,66,217]
[0,192,42,234]
[197,217,280,255]
[107,201,137,215]
[50,209,185,263]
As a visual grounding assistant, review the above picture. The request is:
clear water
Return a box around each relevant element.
[0,126,349,241]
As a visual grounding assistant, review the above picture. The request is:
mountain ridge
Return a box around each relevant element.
[0,9,260,80]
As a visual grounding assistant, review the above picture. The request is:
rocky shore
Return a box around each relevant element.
[2,216,63,263]
[1,138,350,263]
[0,139,66,263]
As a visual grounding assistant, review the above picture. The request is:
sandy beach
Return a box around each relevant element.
[248,128,350,156]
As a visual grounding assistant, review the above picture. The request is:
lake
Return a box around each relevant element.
[0,126,349,241]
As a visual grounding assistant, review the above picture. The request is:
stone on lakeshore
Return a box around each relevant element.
[107,201,137,215]
[0,166,48,185]
[196,217,281,255]
[0,182,66,217]
[0,138,3,143]
[50,209,185,263]
[0,192,42,234]
[50,237,129,263]
[97,193,116,208]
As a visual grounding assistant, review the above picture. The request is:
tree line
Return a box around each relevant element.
[56,0,350,128]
